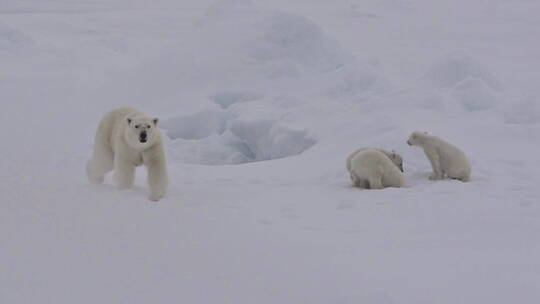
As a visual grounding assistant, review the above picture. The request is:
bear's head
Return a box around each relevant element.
[125,116,160,150]
[407,131,427,147]
[389,151,404,172]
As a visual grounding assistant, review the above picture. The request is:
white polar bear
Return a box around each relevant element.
[407,131,471,182]
[86,107,168,201]
[348,148,404,189]
[346,148,404,175]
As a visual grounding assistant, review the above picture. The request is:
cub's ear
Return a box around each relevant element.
[127,118,132,125]
[152,118,159,125]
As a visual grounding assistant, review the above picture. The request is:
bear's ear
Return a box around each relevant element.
[127,118,132,125]
[152,118,159,126]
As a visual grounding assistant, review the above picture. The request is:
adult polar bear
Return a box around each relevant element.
[348,148,404,189]
[407,131,471,182]
[86,107,168,201]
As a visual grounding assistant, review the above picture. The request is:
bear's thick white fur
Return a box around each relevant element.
[348,148,404,189]
[407,131,471,182]
[86,107,168,201]
[346,148,403,175]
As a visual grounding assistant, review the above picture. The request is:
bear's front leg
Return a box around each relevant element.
[429,172,444,180]
[425,149,443,180]
[350,173,360,186]
[147,160,167,201]
[368,177,383,189]
[144,146,168,202]
[113,155,135,189]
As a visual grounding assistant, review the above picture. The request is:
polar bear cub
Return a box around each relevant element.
[407,131,471,182]
[348,148,404,189]
[347,148,404,174]
[86,107,168,201]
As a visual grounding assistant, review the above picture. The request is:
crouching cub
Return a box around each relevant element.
[86,107,168,201]
[347,148,404,189]
[407,131,471,182]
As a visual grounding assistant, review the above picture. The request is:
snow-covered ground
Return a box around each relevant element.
[2,0,540,303]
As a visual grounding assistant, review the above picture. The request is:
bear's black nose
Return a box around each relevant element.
[140,132,147,142]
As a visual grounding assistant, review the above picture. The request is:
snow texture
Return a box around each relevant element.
[2,0,540,303]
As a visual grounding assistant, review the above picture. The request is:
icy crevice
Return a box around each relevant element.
[162,99,316,165]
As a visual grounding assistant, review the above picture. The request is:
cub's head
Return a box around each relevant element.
[407,131,427,146]
[125,116,159,149]
[389,151,404,172]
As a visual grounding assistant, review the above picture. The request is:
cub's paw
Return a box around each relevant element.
[429,173,443,180]
[115,182,133,190]
[88,175,104,184]
[148,192,164,202]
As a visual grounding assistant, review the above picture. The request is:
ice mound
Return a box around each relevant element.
[416,51,504,112]
[187,0,381,92]
[151,0,395,165]
[156,0,390,164]
[249,11,349,75]
[451,77,499,111]
[198,0,350,76]
[116,0,387,111]
[327,66,390,100]
[425,51,502,90]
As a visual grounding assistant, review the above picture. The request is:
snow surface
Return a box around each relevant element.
[2,0,540,303]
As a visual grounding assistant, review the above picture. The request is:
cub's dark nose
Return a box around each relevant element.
[140,132,147,143]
